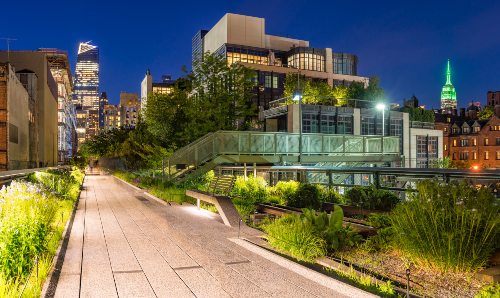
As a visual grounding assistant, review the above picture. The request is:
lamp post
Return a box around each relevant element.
[292,68,302,164]
[376,103,386,136]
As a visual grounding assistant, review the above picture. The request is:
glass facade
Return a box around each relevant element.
[227,46,273,66]
[192,30,208,67]
[333,53,358,75]
[416,136,438,168]
[287,47,325,72]
[73,42,99,140]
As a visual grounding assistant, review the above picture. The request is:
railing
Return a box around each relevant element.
[167,131,400,168]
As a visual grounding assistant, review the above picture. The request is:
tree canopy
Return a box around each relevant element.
[283,74,384,107]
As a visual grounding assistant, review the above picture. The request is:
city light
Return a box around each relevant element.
[376,103,386,110]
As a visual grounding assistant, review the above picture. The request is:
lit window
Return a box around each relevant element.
[485,151,489,160]
[485,138,489,145]
[453,139,457,147]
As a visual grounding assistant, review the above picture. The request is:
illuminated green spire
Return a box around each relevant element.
[446,59,452,85]
[441,58,457,110]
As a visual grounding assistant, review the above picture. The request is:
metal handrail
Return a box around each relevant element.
[167,131,400,168]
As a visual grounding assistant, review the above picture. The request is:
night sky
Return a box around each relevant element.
[2,0,499,108]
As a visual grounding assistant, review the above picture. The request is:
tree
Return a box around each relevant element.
[186,53,257,140]
[478,106,494,120]
[284,74,351,106]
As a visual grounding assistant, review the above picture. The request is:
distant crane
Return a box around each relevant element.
[0,37,17,62]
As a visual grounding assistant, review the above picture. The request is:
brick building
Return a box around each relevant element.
[435,114,500,169]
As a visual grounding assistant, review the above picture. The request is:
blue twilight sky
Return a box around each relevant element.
[2,0,499,108]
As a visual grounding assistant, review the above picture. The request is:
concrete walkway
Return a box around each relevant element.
[46,174,374,298]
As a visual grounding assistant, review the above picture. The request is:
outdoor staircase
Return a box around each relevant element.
[165,131,401,181]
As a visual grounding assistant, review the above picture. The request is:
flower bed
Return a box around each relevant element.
[0,167,84,297]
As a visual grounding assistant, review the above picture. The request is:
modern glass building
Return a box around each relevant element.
[73,42,99,141]
[194,13,369,109]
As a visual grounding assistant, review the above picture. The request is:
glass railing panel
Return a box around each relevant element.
[345,136,363,153]
[365,137,382,153]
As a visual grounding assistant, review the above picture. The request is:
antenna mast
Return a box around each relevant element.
[0,38,17,62]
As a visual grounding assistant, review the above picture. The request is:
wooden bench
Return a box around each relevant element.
[185,175,243,227]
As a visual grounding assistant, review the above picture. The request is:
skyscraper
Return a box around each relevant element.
[73,42,99,142]
[74,42,99,108]
[440,59,457,111]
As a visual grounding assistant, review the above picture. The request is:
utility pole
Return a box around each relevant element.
[1,38,17,62]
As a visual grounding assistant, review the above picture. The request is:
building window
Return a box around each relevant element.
[497,151,500,160]
[444,144,447,151]
[473,126,480,133]
[302,113,318,133]
[453,139,457,147]
[272,75,278,89]
[390,119,403,137]
[320,114,336,134]
[453,127,459,134]
[462,126,470,133]
[472,138,477,146]
[460,151,469,160]
[287,48,326,72]
[416,136,438,168]
[496,138,500,146]
[264,75,272,88]
[361,117,375,135]
[473,151,477,160]
[461,139,469,147]
[485,151,489,160]
[484,138,489,146]
[337,115,353,134]
[444,127,448,132]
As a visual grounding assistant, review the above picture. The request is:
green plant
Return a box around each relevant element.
[319,186,343,204]
[475,283,500,298]
[263,214,327,262]
[391,180,500,272]
[345,185,399,211]
[288,183,321,209]
[269,180,299,205]
[367,213,391,229]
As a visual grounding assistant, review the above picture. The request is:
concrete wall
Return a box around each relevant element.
[7,66,29,169]
[0,51,58,167]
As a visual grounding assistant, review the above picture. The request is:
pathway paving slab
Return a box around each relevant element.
[49,175,374,298]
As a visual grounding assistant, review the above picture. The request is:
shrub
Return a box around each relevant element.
[0,181,58,279]
[288,183,321,209]
[318,186,343,204]
[28,168,83,202]
[263,214,326,262]
[232,176,268,203]
[269,180,299,205]
[345,185,399,211]
[391,180,500,272]
[302,207,362,250]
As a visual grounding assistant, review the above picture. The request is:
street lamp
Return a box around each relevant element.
[376,103,386,136]
[293,91,302,163]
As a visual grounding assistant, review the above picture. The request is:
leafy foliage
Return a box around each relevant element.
[302,206,362,250]
[478,106,494,120]
[288,183,322,209]
[400,106,435,122]
[344,185,399,211]
[263,214,327,262]
[391,180,500,272]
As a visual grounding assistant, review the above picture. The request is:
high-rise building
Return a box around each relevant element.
[73,42,99,143]
[119,92,140,129]
[38,48,77,164]
[140,70,175,112]
[193,13,369,109]
[440,59,457,112]
[103,104,120,131]
[99,92,108,128]
[0,50,59,167]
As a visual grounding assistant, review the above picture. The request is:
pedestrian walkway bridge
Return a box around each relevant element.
[167,131,401,178]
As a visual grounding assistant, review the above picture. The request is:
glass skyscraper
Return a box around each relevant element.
[74,42,99,108]
[73,42,99,141]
